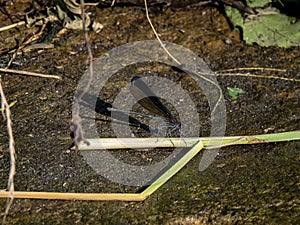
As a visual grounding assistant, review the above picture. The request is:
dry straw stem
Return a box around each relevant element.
[69,0,95,151]
[0,191,146,201]
[216,72,299,82]
[0,21,25,32]
[216,67,299,82]
[144,0,180,65]
[218,67,287,72]
[0,82,16,223]
[0,68,61,80]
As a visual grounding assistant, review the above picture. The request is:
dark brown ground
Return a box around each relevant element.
[0,1,299,224]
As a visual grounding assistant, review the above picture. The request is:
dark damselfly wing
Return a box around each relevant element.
[129,76,179,125]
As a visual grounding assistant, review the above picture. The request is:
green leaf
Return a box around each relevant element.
[243,9,300,47]
[246,0,271,8]
[227,87,245,100]
[224,6,243,28]
[225,5,300,47]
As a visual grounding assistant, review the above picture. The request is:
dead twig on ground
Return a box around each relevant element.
[216,67,299,82]
[5,22,48,68]
[0,68,61,80]
[216,72,299,82]
[0,82,16,224]
[70,0,94,151]
[0,21,25,32]
[144,0,180,65]
[218,67,287,72]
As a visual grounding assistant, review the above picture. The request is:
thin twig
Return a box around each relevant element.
[6,23,47,68]
[143,0,223,116]
[0,82,16,224]
[144,0,181,65]
[70,0,94,150]
[0,21,25,32]
[216,72,299,82]
[0,68,61,80]
[217,67,287,72]
[81,1,94,99]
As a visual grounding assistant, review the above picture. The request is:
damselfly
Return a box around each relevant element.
[109,76,181,137]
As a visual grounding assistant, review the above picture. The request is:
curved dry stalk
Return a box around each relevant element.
[143,0,224,116]
[144,0,181,65]
[70,0,94,151]
[0,82,16,223]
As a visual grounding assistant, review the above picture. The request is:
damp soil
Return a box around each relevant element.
[0,2,299,225]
